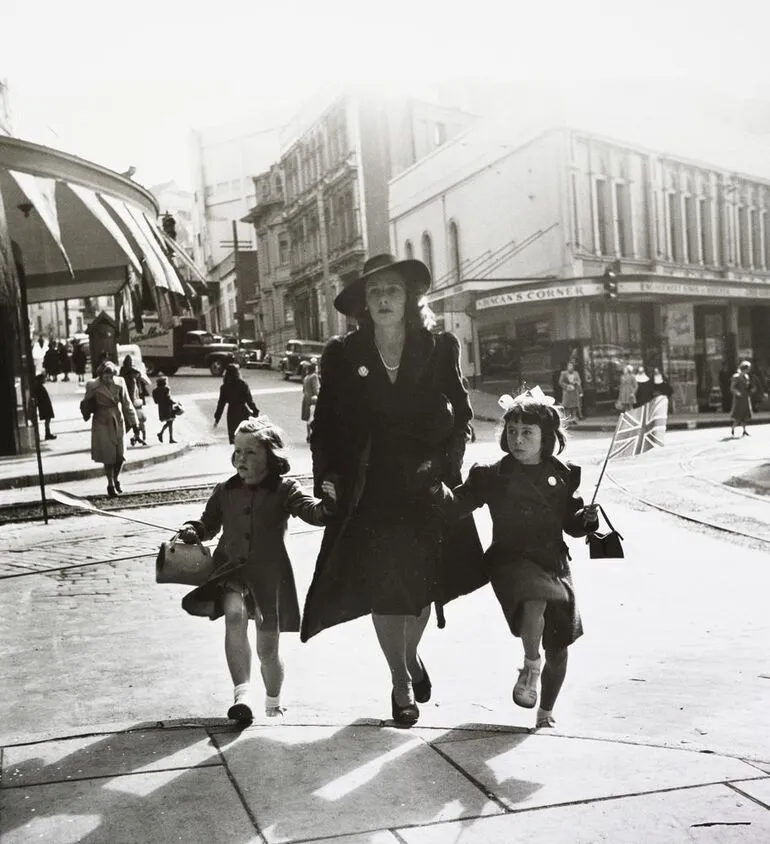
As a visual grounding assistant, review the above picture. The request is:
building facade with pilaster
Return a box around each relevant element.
[390,99,770,414]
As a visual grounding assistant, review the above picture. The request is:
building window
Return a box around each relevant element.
[421,232,434,277]
[570,172,580,249]
[594,177,610,255]
[667,193,680,261]
[279,238,289,265]
[751,208,763,268]
[448,220,461,281]
[434,122,447,146]
[738,206,750,268]
[764,211,770,269]
[685,196,698,264]
[614,182,630,258]
[405,239,414,259]
[283,294,294,324]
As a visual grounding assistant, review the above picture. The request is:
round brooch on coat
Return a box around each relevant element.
[358,366,369,377]
[547,476,557,486]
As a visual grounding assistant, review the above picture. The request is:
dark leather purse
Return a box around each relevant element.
[586,504,624,559]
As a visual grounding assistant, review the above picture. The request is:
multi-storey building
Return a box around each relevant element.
[241,164,293,354]
[277,87,477,341]
[389,96,770,414]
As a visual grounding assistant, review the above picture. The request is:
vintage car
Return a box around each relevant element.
[236,340,272,370]
[278,339,326,381]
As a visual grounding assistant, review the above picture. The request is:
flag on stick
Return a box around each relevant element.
[609,396,669,460]
[590,396,669,504]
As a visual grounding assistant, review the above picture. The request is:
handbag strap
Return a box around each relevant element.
[596,504,623,538]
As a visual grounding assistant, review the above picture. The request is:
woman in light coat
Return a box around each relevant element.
[83,361,137,497]
[616,365,637,412]
[558,362,583,420]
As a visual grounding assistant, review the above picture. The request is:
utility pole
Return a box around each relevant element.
[316,183,335,339]
[232,219,239,340]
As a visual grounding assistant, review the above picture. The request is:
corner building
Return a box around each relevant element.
[389,98,770,414]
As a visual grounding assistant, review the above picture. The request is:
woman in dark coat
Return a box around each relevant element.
[730,361,753,437]
[303,253,486,726]
[32,373,56,440]
[214,363,260,443]
[43,342,60,382]
[72,341,87,384]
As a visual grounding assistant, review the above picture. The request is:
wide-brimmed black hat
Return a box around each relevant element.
[334,253,432,317]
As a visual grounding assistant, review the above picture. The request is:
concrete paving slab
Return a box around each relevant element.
[396,783,770,843]
[2,728,220,787]
[212,723,502,843]
[0,765,258,844]
[432,732,759,810]
[299,833,400,844]
[732,777,770,808]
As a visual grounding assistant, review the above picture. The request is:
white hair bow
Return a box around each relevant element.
[498,385,555,411]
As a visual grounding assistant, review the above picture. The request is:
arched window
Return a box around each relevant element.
[448,220,461,281]
[421,232,434,277]
[404,239,414,259]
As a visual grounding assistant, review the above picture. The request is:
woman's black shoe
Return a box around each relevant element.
[391,692,419,727]
[113,480,122,494]
[107,485,117,499]
[413,661,432,704]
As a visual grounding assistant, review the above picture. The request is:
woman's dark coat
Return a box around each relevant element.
[301,326,486,642]
[72,344,87,376]
[32,381,54,421]
[152,383,175,422]
[214,378,259,442]
[181,474,328,630]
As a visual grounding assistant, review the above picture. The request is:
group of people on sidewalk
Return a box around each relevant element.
[172,254,601,731]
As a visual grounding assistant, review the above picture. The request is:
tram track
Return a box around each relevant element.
[605,442,770,545]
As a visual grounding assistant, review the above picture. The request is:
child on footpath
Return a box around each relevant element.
[176,416,336,723]
[430,387,599,729]
[152,374,177,443]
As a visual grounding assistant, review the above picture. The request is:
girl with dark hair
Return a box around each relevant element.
[430,388,598,729]
[214,363,260,444]
[303,253,486,727]
[177,416,336,723]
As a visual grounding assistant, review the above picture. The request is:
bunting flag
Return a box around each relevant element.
[609,396,669,460]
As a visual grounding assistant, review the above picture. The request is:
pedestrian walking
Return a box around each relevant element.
[558,361,582,420]
[176,417,336,723]
[119,355,151,445]
[730,361,754,437]
[58,341,71,382]
[634,366,653,407]
[301,253,486,727]
[43,341,60,382]
[32,336,46,376]
[32,373,56,440]
[213,363,260,444]
[430,389,599,728]
[152,374,178,443]
[615,364,637,412]
[82,361,137,497]
[651,366,673,404]
[72,340,87,384]
[300,357,320,442]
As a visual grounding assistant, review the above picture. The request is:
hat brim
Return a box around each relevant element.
[334,259,431,317]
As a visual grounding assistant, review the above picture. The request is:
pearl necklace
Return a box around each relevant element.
[375,342,402,372]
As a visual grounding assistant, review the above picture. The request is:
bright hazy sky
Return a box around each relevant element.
[3,0,769,191]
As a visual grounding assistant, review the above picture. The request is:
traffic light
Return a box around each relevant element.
[603,266,618,301]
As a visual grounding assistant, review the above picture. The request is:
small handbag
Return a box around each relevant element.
[172,401,184,417]
[586,504,624,559]
[156,534,214,585]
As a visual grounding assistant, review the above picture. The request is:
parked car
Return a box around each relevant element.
[236,340,272,370]
[278,339,326,381]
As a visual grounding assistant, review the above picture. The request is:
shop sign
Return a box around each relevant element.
[620,279,770,299]
[476,282,603,311]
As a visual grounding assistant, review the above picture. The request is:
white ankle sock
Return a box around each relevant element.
[537,707,553,720]
[524,656,542,671]
[233,683,251,702]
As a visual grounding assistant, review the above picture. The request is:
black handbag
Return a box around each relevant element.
[586,504,624,559]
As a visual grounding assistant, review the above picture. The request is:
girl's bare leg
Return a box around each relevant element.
[223,591,251,686]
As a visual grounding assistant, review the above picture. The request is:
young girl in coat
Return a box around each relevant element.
[152,375,177,443]
[177,416,336,723]
[431,388,598,728]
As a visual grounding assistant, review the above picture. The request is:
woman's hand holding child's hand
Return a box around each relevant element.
[320,479,337,517]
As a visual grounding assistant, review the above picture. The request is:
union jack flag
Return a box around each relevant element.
[609,396,669,460]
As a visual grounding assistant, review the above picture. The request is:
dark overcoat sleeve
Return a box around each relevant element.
[561,463,591,538]
[281,478,329,527]
[432,463,491,521]
[435,332,473,484]
[310,337,350,499]
[213,385,227,423]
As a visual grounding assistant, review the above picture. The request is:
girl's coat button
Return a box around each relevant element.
[547,476,557,486]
